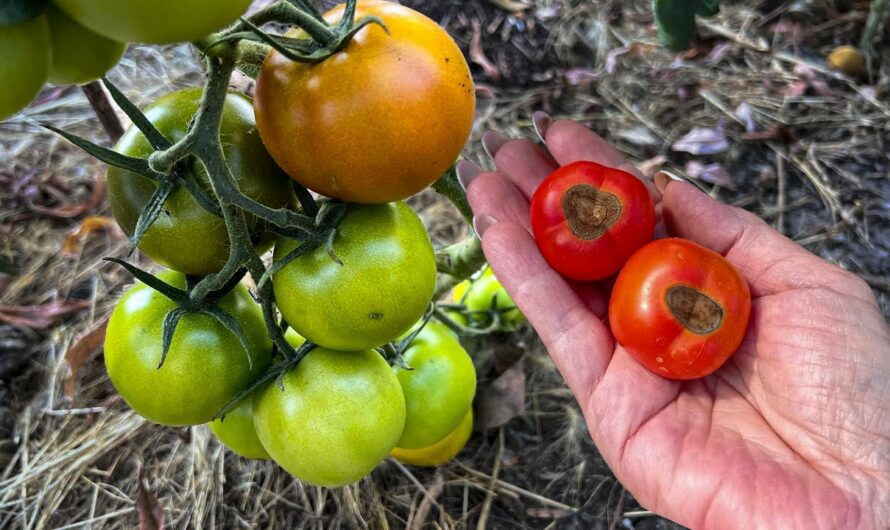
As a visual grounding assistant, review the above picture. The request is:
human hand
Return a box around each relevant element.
[459,117,890,529]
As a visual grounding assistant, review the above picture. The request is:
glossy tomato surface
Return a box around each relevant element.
[608,238,751,380]
[391,409,473,467]
[108,88,293,275]
[0,15,50,121]
[252,347,406,487]
[254,0,475,203]
[273,201,436,351]
[54,0,252,44]
[46,5,126,85]
[209,395,269,460]
[395,321,476,449]
[104,271,273,426]
[530,161,655,281]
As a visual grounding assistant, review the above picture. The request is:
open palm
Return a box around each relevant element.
[461,118,890,529]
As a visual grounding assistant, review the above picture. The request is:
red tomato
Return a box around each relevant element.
[530,161,655,281]
[608,238,751,380]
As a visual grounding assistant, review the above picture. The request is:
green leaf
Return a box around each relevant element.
[41,124,162,179]
[130,179,176,252]
[101,78,172,150]
[653,0,720,51]
[0,0,50,27]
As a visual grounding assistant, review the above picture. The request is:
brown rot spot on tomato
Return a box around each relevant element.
[369,312,384,320]
[561,184,622,240]
[665,285,723,334]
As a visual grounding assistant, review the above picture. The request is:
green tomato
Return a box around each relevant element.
[105,270,273,426]
[391,409,473,467]
[108,88,293,276]
[453,267,525,330]
[273,202,436,351]
[53,0,252,44]
[253,347,406,487]
[209,395,269,460]
[0,14,50,121]
[395,321,476,448]
[45,5,126,86]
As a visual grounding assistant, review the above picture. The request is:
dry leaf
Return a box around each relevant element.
[734,103,756,133]
[605,43,649,75]
[671,125,729,155]
[29,172,106,218]
[137,468,165,530]
[0,299,91,329]
[64,316,109,401]
[470,19,502,82]
[475,356,525,431]
[64,215,124,256]
[485,0,530,13]
[685,161,735,189]
[742,125,797,144]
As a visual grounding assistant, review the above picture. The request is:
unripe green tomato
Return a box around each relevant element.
[391,409,473,467]
[0,14,50,121]
[45,5,126,85]
[104,271,273,426]
[453,268,525,330]
[209,395,269,460]
[252,347,406,487]
[273,202,436,351]
[395,321,476,449]
[107,88,293,276]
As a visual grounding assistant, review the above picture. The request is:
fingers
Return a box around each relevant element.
[480,220,614,398]
[485,133,557,199]
[465,170,533,231]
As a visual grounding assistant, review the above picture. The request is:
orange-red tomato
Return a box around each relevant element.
[530,161,655,281]
[254,0,475,204]
[608,238,751,380]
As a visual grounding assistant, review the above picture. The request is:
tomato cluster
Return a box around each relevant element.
[531,163,751,379]
[91,1,478,488]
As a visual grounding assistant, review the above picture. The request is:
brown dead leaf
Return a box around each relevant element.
[470,19,501,82]
[742,125,797,144]
[64,316,109,401]
[29,172,106,219]
[137,468,165,530]
[64,215,124,256]
[0,299,91,329]
[475,356,525,431]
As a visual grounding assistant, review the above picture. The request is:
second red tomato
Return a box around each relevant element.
[530,161,655,281]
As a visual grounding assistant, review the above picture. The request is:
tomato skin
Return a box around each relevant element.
[273,202,436,351]
[0,15,50,121]
[209,396,269,460]
[104,271,273,426]
[54,0,252,44]
[608,238,752,380]
[391,409,473,467]
[254,0,475,204]
[45,5,126,86]
[453,267,525,330]
[395,321,476,449]
[108,89,293,276]
[252,347,406,487]
[530,161,655,281]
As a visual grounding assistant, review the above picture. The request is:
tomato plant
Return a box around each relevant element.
[395,321,476,449]
[608,238,751,380]
[252,346,406,487]
[273,201,436,351]
[209,395,269,460]
[45,5,126,86]
[453,267,524,330]
[254,0,475,204]
[108,88,294,276]
[391,409,473,467]
[104,271,273,426]
[53,0,253,44]
[0,14,50,121]
[531,161,655,281]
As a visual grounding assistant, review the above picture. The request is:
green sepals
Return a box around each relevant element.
[653,0,721,51]
[101,78,172,150]
[129,179,177,252]
[104,258,189,303]
[159,306,188,369]
[0,0,50,27]
[395,305,435,355]
[41,124,162,179]
[178,170,223,218]
[257,241,313,287]
[198,305,254,370]
[287,0,325,23]
[292,182,319,217]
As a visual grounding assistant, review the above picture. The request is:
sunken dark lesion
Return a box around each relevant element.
[369,312,383,320]
[561,184,622,240]
[665,285,723,334]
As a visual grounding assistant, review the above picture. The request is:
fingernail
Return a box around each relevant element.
[481,130,509,159]
[654,170,683,193]
[473,213,498,237]
[532,111,551,143]
[456,160,483,190]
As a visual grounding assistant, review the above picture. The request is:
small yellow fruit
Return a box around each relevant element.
[827,45,865,77]
[391,410,473,467]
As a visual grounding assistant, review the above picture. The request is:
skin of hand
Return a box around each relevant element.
[459,117,890,529]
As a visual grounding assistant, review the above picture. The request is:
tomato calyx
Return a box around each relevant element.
[562,184,623,240]
[665,284,724,335]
